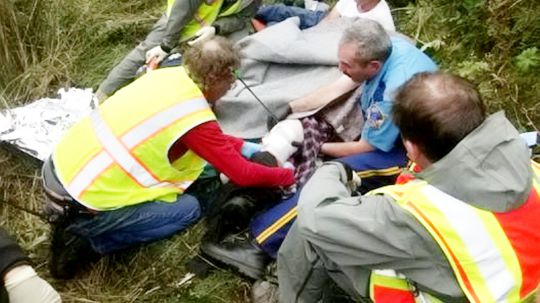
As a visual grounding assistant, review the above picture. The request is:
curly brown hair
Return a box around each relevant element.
[183,37,240,91]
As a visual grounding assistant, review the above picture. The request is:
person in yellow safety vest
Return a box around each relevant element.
[95,0,261,102]
[276,71,540,302]
[42,37,295,280]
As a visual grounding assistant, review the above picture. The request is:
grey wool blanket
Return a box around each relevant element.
[214,17,362,140]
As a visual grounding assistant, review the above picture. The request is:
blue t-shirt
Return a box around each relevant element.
[360,37,438,152]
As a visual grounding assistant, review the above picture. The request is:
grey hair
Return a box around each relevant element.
[340,18,392,64]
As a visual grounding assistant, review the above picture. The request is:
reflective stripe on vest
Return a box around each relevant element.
[67,97,208,199]
[54,67,215,210]
[369,163,540,303]
[370,270,416,303]
[370,270,444,303]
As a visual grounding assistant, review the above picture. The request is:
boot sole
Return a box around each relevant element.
[201,249,265,280]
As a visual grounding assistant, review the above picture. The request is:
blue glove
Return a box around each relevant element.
[241,141,262,158]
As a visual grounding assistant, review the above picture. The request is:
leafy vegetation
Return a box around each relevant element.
[395,0,539,130]
[0,0,538,302]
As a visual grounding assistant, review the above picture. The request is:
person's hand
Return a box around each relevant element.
[187,26,216,46]
[5,265,61,303]
[241,141,262,158]
[326,161,361,195]
[145,45,169,65]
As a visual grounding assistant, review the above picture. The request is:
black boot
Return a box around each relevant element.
[49,224,100,279]
[201,233,270,280]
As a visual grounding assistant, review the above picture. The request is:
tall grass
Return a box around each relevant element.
[0,0,160,107]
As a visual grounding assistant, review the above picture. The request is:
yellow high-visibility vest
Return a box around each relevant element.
[53,66,216,210]
[167,0,244,42]
[367,162,540,302]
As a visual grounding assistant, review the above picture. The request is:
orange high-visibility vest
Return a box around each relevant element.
[368,161,540,302]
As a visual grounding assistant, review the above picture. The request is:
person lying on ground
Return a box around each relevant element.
[277,71,540,302]
[41,37,294,280]
[95,0,261,101]
[200,18,436,282]
[0,227,61,303]
[255,0,395,31]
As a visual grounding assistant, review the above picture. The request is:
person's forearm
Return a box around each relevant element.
[213,0,258,35]
[289,75,359,113]
[321,139,375,158]
[319,6,340,23]
[181,122,294,187]
[162,0,203,48]
[0,229,29,282]
[298,163,351,211]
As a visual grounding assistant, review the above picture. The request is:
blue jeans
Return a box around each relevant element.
[256,4,326,29]
[68,194,201,254]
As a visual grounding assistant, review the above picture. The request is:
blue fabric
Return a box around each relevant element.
[68,194,201,254]
[241,141,263,158]
[250,147,407,258]
[337,145,407,171]
[256,4,326,29]
[360,37,438,152]
[250,191,300,259]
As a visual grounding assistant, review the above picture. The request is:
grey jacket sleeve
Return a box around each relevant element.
[295,162,464,298]
[213,0,259,35]
[296,162,420,266]
[161,0,204,50]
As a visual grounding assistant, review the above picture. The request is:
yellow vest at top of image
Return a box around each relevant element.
[167,0,244,41]
[53,67,216,211]
[367,163,540,303]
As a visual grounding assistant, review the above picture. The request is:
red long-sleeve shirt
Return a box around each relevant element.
[168,121,294,187]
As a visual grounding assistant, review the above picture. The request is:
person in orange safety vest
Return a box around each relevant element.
[276,71,540,302]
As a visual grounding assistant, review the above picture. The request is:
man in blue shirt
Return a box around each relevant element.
[202,18,437,280]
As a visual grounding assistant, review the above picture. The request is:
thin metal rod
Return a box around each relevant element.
[236,76,279,123]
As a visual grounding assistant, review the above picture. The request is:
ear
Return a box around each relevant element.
[403,139,420,162]
[367,60,382,76]
[403,139,433,168]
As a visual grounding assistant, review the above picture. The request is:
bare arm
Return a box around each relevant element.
[289,75,359,113]
[320,138,375,158]
[320,5,340,23]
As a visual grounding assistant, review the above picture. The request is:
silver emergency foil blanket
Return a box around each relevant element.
[0,88,97,161]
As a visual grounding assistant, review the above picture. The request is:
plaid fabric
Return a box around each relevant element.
[293,117,334,187]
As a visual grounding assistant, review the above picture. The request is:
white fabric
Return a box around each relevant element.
[4,265,36,287]
[187,26,216,46]
[334,0,395,31]
[145,45,168,64]
[5,266,61,303]
[262,119,304,165]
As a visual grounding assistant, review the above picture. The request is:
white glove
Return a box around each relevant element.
[219,173,230,184]
[5,265,61,303]
[262,119,304,165]
[145,45,168,65]
[187,26,216,46]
